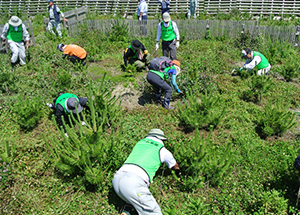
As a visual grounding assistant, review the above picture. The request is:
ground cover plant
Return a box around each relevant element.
[1,13,300,215]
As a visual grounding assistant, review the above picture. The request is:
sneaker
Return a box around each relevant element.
[162,99,174,110]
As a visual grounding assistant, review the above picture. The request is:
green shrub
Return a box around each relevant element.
[108,19,129,42]
[0,69,18,94]
[176,129,233,189]
[57,69,72,89]
[178,91,226,130]
[13,94,43,131]
[254,100,296,138]
[280,63,299,82]
[240,75,273,103]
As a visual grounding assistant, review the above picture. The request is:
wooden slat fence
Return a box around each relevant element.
[76,19,300,47]
[1,0,300,16]
[0,20,35,53]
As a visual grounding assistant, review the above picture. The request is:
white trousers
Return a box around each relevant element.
[47,20,62,37]
[247,64,272,76]
[112,171,162,215]
[8,40,26,64]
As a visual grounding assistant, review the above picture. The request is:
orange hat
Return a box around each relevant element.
[172,60,180,67]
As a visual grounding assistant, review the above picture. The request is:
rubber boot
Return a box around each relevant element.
[120,204,134,215]
[11,62,16,71]
[162,99,174,110]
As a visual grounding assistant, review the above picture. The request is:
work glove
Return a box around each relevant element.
[65,133,69,138]
[128,70,132,73]
[81,121,87,126]
[46,103,53,109]
[26,41,29,50]
[155,42,159,50]
[144,50,148,55]
[239,67,244,72]
[175,169,182,178]
[176,88,181,93]
[2,40,5,46]
[176,41,180,48]
[139,16,142,21]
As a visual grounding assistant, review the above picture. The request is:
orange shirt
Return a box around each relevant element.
[63,44,87,59]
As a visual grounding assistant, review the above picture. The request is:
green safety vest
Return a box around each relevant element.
[55,93,79,114]
[124,138,164,182]
[150,65,175,80]
[161,21,176,41]
[124,45,141,59]
[253,51,269,70]
[7,24,23,42]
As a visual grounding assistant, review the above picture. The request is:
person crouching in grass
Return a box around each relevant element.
[57,43,87,66]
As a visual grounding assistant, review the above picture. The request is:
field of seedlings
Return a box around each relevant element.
[1,11,300,214]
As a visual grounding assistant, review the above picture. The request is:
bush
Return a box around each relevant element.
[254,100,296,138]
[108,19,129,42]
[178,90,226,130]
[280,63,299,82]
[0,69,18,94]
[13,94,43,131]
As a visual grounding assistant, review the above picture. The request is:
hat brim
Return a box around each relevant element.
[242,55,247,59]
[9,19,22,27]
[131,42,142,50]
[163,17,171,22]
[146,134,167,141]
[71,104,83,114]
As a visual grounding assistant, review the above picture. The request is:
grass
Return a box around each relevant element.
[1,14,300,214]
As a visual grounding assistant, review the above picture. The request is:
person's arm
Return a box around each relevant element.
[123,48,133,66]
[78,97,88,107]
[56,6,68,22]
[244,55,261,70]
[1,23,9,45]
[165,0,170,5]
[22,23,30,49]
[156,23,162,42]
[171,74,180,92]
[55,104,66,132]
[172,21,180,41]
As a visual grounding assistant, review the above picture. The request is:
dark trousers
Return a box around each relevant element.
[69,55,87,66]
[146,71,172,101]
[137,15,148,36]
[162,39,177,60]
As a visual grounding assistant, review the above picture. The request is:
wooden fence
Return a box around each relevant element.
[0,20,35,53]
[74,19,300,47]
[1,0,300,16]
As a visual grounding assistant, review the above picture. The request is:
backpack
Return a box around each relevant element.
[294,155,300,171]
[149,57,173,73]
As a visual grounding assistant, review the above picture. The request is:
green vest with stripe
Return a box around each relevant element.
[161,21,176,41]
[150,65,175,80]
[253,51,269,70]
[124,138,164,182]
[7,24,23,42]
[55,93,79,114]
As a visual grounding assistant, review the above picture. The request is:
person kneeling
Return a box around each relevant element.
[57,43,87,66]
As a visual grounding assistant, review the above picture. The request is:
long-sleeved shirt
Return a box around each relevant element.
[1,23,30,41]
[48,5,64,19]
[123,43,146,66]
[244,51,262,70]
[158,0,170,12]
[137,0,148,16]
[156,21,180,42]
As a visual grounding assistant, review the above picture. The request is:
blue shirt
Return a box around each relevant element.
[137,0,148,16]
[159,0,170,11]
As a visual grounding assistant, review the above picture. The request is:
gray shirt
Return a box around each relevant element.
[1,23,30,41]
[48,5,64,19]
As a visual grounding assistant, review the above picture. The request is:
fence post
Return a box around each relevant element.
[241,24,245,36]
[295,25,299,47]
[28,20,35,46]
[255,20,258,36]
[75,8,79,25]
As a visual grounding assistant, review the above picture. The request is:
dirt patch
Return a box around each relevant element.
[112,83,153,111]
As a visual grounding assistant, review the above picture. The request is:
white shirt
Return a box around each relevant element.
[244,51,262,70]
[118,136,177,186]
[1,23,30,41]
[137,0,148,16]
[156,21,180,42]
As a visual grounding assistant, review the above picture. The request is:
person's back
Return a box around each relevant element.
[63,44,87,59]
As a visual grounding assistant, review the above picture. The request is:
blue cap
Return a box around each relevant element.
[57,43,64,52]
[47,0,54,3]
